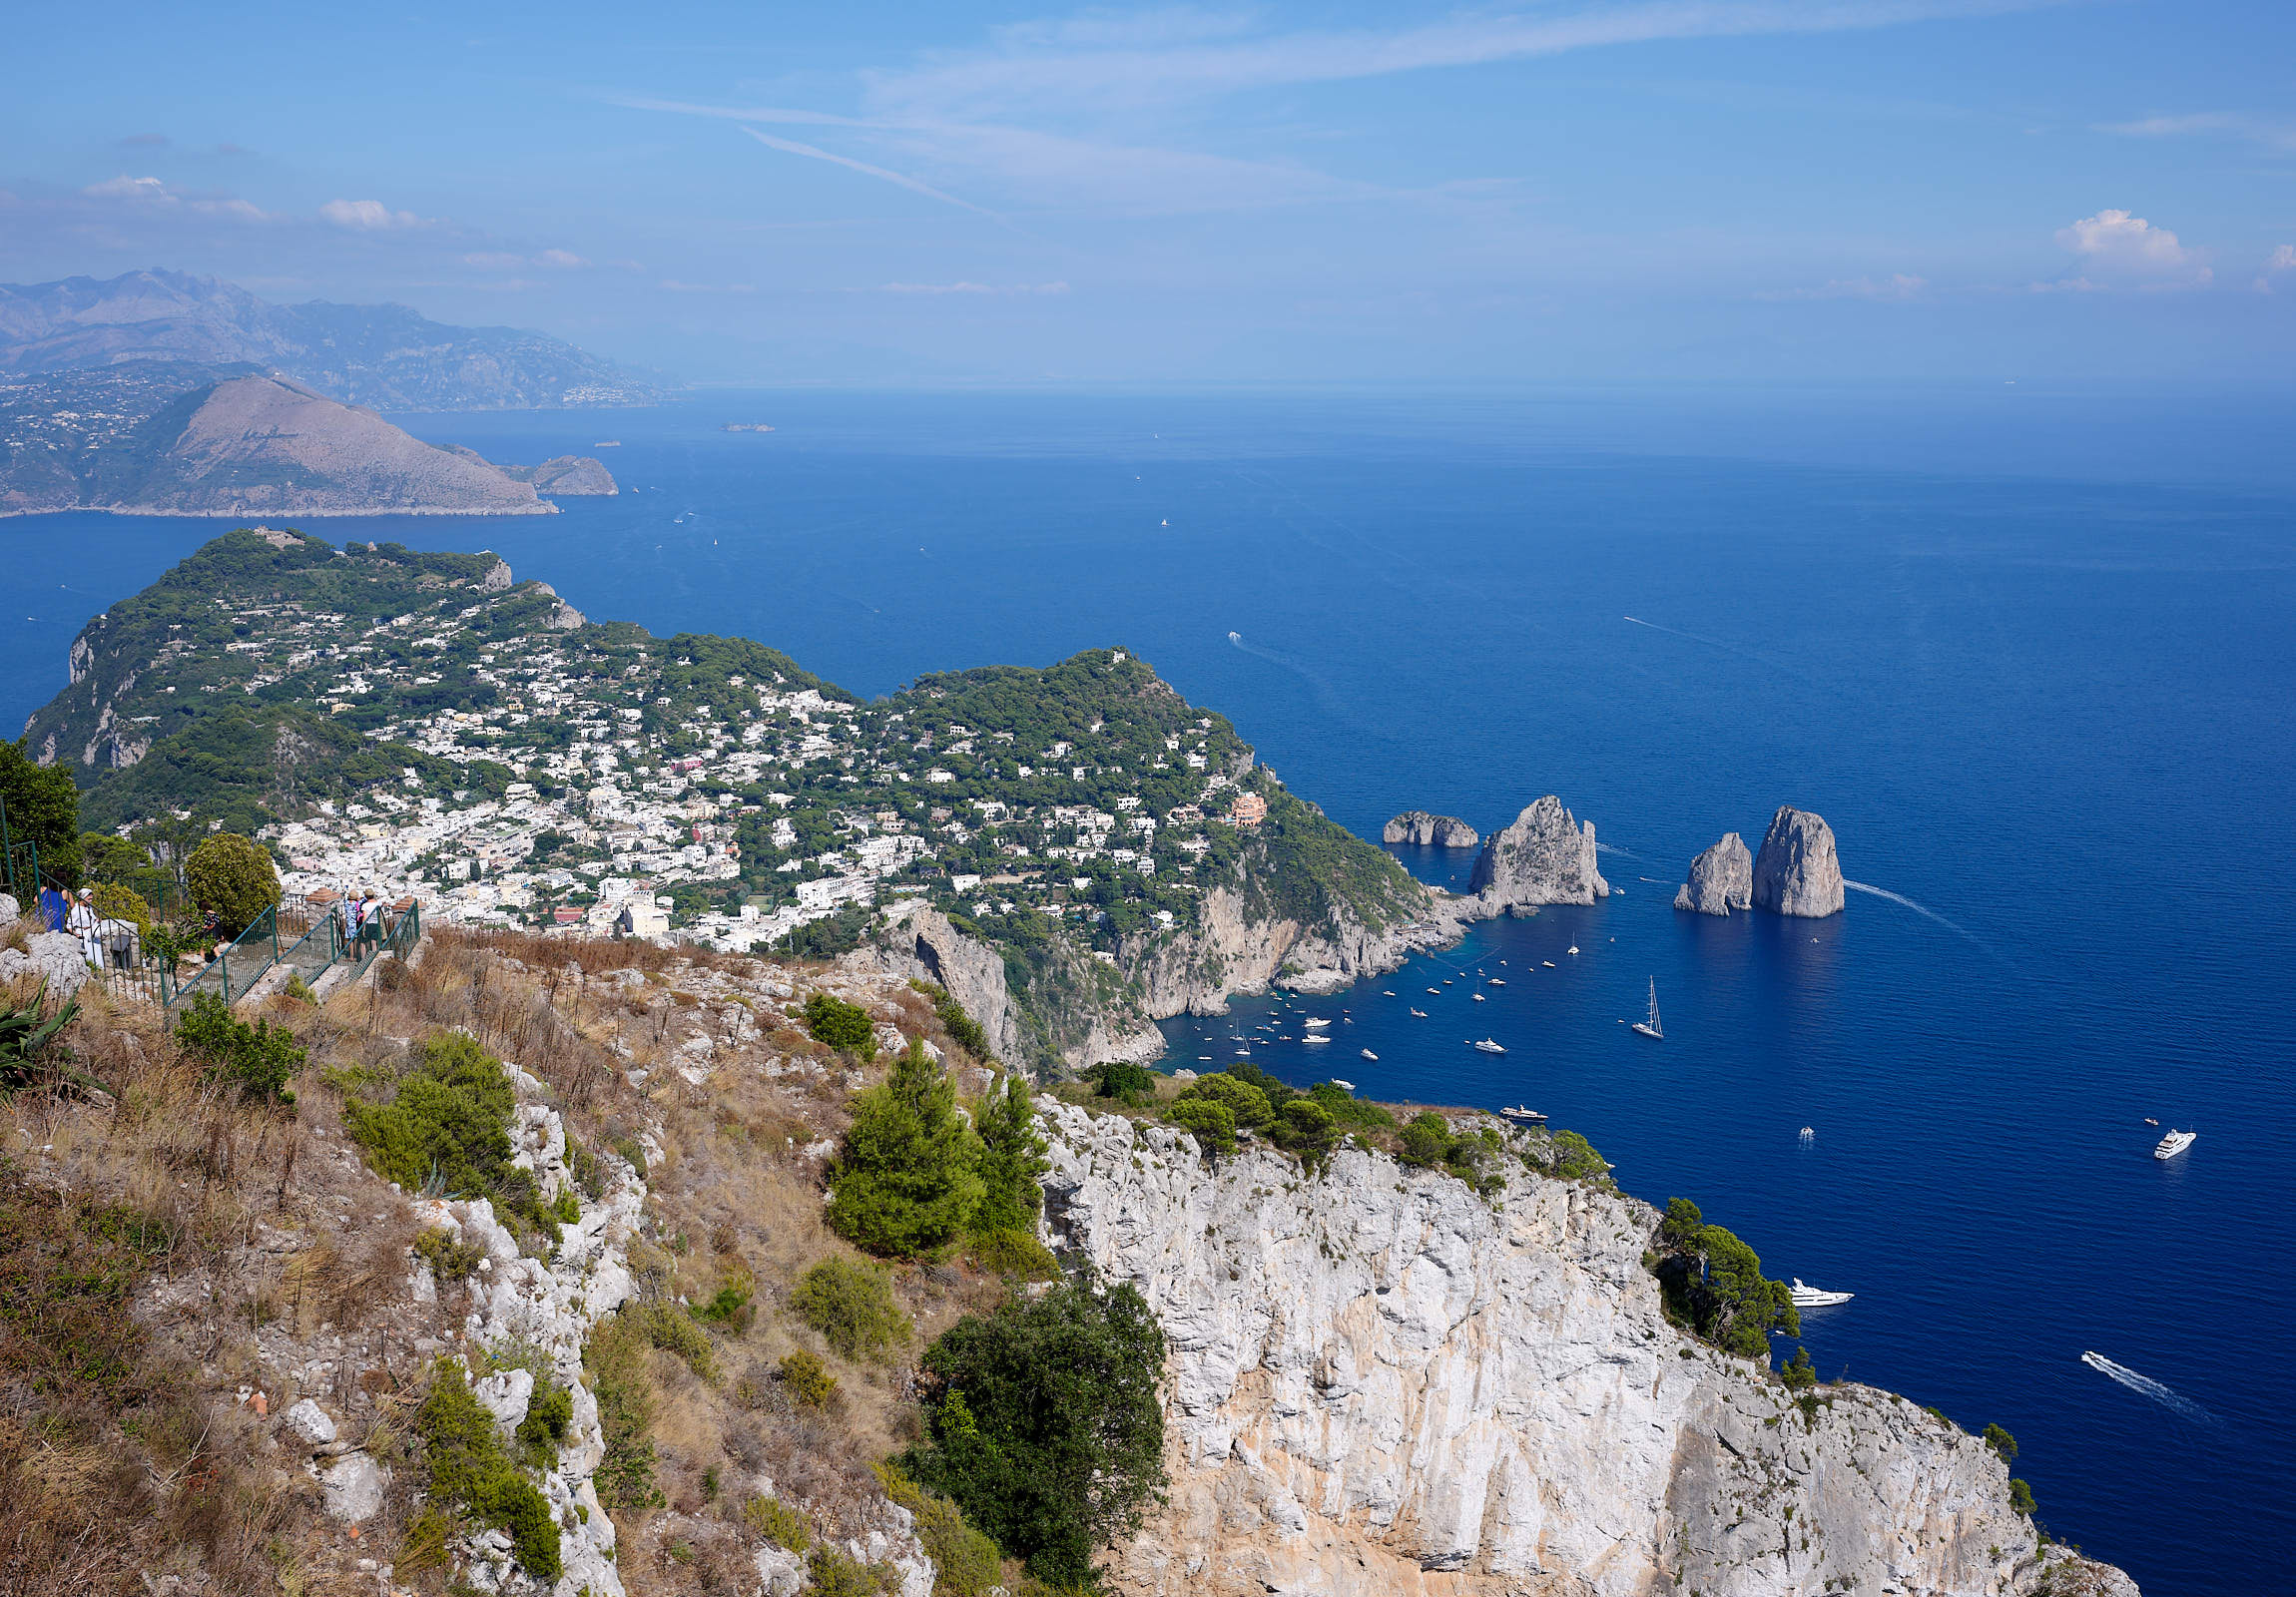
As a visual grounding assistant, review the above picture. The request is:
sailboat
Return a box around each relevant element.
[1631,978,1664,1040]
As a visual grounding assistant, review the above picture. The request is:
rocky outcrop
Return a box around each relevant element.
[1382,811,1479,848]
[863,901,1030,1066]
[1035,1099,2135,1597]
[509,455,619,496]
[1752,806,1845,918]
[0,929,91,996]
[1467,795,1609,912]
[1674,831,1754,915]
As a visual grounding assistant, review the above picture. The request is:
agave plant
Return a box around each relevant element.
[0,979,82,1093]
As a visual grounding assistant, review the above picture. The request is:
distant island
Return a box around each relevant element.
[0,368,617,517]
[722,422,775,432]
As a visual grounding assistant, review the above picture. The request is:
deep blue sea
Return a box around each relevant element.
[6,383,2291,1594]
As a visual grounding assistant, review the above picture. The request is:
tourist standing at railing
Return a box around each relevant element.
[67,889,100,967]
[200,903,222,963]
[339,888,359,949]
[361,888,384,952]
[38,882,68,932]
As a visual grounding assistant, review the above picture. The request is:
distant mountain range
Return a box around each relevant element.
[0,267,662,411]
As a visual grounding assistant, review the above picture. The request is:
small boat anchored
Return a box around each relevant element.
[1303,1034,1332,1045]
[2153,1128,2196,1161]
[1486,977,1506,986]
[1499,1105,1547,1125]
[1410,1007,1428,1018]
[1789,1278,1854,1309]
[1631,978,1664,1040]
[1469,1038,1507,1055]
[1472,992,1486,1002]
[1331,1078,1357,1090]
[1360,1049,1378,1061]
[1303,1018,1331,1029]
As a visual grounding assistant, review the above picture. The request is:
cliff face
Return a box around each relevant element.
[1752,807,1845,918]
[1037,1101,2136,1597]
[1676,832,1755,916]
[1468,796,1610,912]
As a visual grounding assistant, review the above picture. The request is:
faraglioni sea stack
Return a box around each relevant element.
[1383,810,1480,847]
[1673,831,1753,915]
[1468,795,1609,910]
[1751,805,1846,917]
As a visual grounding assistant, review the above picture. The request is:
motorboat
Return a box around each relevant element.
[1487,977,1506,986]
[1383,990,1396,996]
[1303,1018,1331,1029]
[1631,978,1664,1040]
[1798,1126,1815,1142]
[1360,1049,1377,1061]
[1789,1278,1853,1309]
[1303,1034,1332,1045]
[1427,986,1440,994]
[1567,943,1579,955]
[1330,1078,1357,1090]
[1410,1007,1428,1018]
[1499,1105,1546,1125]
[1472,992,1486,1002]
[1542,960,1556,968]
[2153,1129,2196,1160]
[1469,1038,1507,1055]
[2144,1117,2159,1126]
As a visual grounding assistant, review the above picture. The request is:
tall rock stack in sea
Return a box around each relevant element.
[1467,796,1608,911]
[1673,832,1753,915]
[1751,805,1845,917]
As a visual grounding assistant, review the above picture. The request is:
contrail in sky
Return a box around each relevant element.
[739,127,1000,219]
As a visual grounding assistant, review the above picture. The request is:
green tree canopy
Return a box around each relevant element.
[1651,1197,1801,1356]
[1176,1073,1272,1130]
[184,831,281,936]
[972,1076,1049,1236]
[804,991,877,1057]
[905,1278,1168,1587]
[0,737,81,887]
[828,1037,985,1258]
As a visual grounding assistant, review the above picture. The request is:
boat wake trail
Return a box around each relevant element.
[1842,880,2002,959]
[1226,631,1371,731]
[2081,1352,2213,1423]
[1622,615,1796,677]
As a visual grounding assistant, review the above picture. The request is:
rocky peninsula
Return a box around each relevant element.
[1383,809,1480,847]
[1753,805,1847,917]
[1675,831,1755,915]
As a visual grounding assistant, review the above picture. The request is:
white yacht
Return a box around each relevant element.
[1789,1278,1854,1309]
[1331,1078,1357,1090]
[1303,1017,1331,1029]
[1542,960,1556,968]
[1499,1105,1547,1125]
[1798,1126,1815,1142]
[1360,1048,1379,1061]
[1303,1034,1332,1045]
[1632,978,1664,1040]
[1469,1038,1507,1054]
[1472,992,1486,1002]
[1410,1007,1428,1018]
[2153,1128,2196,1160]
[1487,977,1506,986]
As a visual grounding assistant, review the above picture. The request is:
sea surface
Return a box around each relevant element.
[7,382,2293,1594]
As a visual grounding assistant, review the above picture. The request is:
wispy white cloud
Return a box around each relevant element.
[81,174,270,220]
[2096,112,2296,153]
[861,280,1071,294]
[320,198,427,231]
[2257,243,2296,292]
[464,248,592,269]
[1761,272,1928,301]
[738,126,1002,218]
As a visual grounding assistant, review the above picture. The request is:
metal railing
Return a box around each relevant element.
[163,904,283,1009]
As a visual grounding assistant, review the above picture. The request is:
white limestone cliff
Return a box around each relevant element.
[1035,1099,2135,1597]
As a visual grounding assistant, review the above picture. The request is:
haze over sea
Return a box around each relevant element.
[6,384,2290,1594]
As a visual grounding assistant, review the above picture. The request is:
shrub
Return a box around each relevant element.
[184,831,281,937]
[828,1037,985,1259]
[1650,1198,1800,1356]
[808,1546,888,1597]
[1093,1060,1156,1100]
[633,1301,718,1382]
[742,1494,813,1552]
[173,992,303,1105]
[911,979,991,1059]
[1309,1081,1394,1131]
[342,1031,513,1196]
[1780,1345,1817,1391]
[1984,1422,2018,1463]
[516,1380,573,1468]
[414,1226,486,1282]
[973,1075,1049,1235]
[87,881,152,936]
[1549,1129,1609,1181]
[876,1462,1002,1597]
[1178,1073,1272,1130]
[779,1349,840,1408]
[804,991,877,1058]
[1217,1060,1294,1111]
[906,1279,1168,1588]
[694,1269,755,1331]
[0,737,82,885]
[2009,1477,2036,1516]
[0,981,82,1094]
[971,1227,1059,1281]
[792,1257,912,1361]
[1397,1111,1452,1168]
[1166,1096,1235,1156]
[414,1359,561,1581]
[584,1315,663,1508]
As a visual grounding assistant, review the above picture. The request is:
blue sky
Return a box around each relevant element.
[6,1,2293,381]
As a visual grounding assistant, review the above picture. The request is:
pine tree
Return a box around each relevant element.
[972,1075,1049,1235]
[828,1037,984,1258]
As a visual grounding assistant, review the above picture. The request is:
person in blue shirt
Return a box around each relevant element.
[38,883,68,932]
